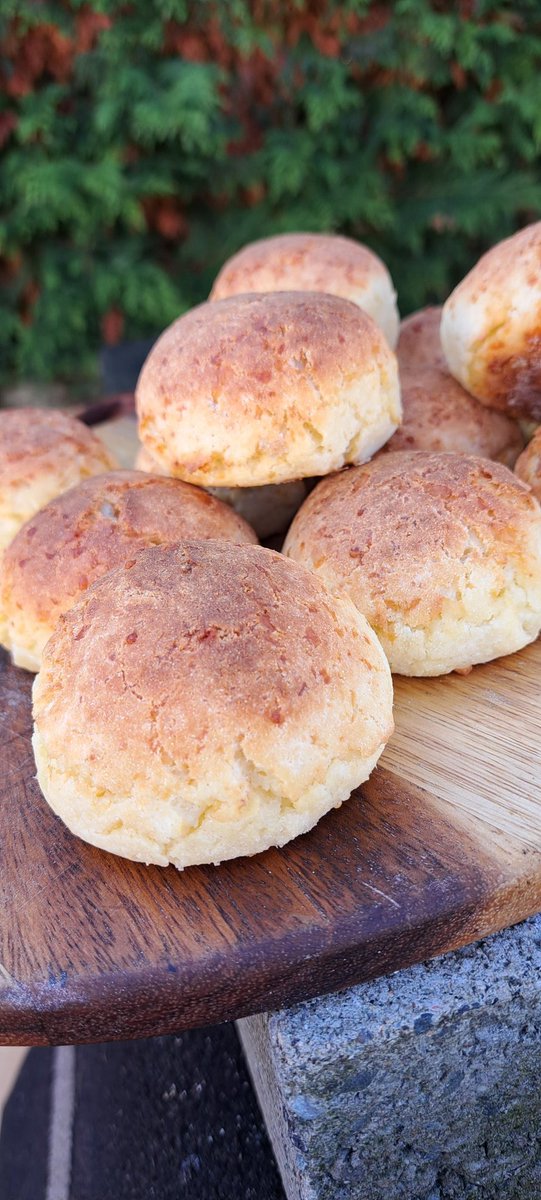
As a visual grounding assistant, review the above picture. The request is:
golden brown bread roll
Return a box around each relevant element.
[388,308,523,464]
[0,407,117,553]
[284,451,541,676]
[1,470,256,671]
[32,540,394,868]
[441,223,541,420]
[397,306,447,371]
[136,292,401,487]
[210,233,399,347]
[387,374,523,464]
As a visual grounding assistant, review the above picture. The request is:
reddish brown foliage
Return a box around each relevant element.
[451,61,467,90]
[142,197,189,240]
[1,10,111,96]
[101,307,124,345]
[20,279,40,325]
[75,9,112,54]
[0,112,17,147]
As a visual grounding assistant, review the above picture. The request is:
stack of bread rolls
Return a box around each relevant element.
[1,224,540,871]
[135,235,403,537]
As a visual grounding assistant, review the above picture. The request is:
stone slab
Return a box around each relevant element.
[238,914,541,1200]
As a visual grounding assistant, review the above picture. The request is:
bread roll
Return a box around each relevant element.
[387,374,523,464]
[136,292,401,487]
[32,540,394,868]
[1,470,256,671]
[397,306,447,371]
[0,407,116,553]
[441,223,541,420]
[284,451,541,676]
[210,233,399,347]
[388,308,523,464]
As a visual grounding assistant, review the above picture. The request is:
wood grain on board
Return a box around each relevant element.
[1,632,540,1047]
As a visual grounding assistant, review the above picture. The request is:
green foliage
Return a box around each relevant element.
[1,0,541,381]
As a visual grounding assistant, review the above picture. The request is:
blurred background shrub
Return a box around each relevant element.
[1,0,541,383]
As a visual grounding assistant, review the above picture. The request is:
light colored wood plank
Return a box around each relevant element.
[382,638,541,853]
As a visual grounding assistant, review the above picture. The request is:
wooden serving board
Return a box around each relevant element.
[1,636,540,1047]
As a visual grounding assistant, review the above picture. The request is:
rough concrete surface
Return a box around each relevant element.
[238,915,541,1200]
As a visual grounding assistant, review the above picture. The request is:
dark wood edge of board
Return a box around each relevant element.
[3,756,539,1046]
[1,895,538,1047]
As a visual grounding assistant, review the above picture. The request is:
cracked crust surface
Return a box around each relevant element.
[387,371,523,464]
[283,451,541,676]
[0,407,117,553]
[515,426,541,503]
[32,540,393,868]
[397,306,447,371]
[441,223,541,420]
[390,307,523,463]
[135,444,308,538]
[136,292,401,486]
[1,470,257,671]
[210,233,399,347]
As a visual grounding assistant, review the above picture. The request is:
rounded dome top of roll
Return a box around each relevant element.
[210,232,399,347]
[136,291,401,487]
[441,222,541,420]
[1,469,257,672]
[284,451,541,676]
[0,407,117,553]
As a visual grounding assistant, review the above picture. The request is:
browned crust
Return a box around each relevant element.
[2,471,257,629]
[35,540,390,764]
[137,292,389,431]
[397,307,445,371]
[387,367,523,463]
[446,223,541,419]
[471,332,541,421]
[284,452,541,629]
[210,233,389,299]
[0,408,115,486]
